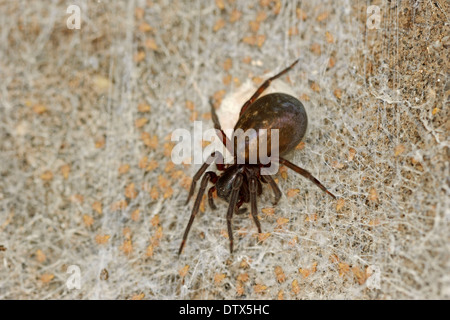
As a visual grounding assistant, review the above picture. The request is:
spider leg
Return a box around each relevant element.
[248,174,262,234]
[239,59,299,116]
[226,173,243,253]
[207,186,217,210]
[278,157,336,199]
[185,151,222,205]
[263,174,282,205]
[210,98,234,156]
[178,171,215,255]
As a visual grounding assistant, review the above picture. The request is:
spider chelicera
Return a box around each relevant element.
[179,59,336,255]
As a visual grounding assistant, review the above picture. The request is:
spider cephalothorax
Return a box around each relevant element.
[178,59,336,255]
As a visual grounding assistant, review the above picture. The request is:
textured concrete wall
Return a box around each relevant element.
[0,0,448,299]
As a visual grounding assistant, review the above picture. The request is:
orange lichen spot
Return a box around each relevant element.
[300,93,310,101]
[249,20,260,32]
[369,218,381,226]
[325,31,334,43]
[328,56,336,69]
[146,244,154,257]
[292,279,300,294]
[368,187,378,202]
[135,117,148,128]
[135,7,145,20]
[214,273,226,284]
[299,262,317,278]
[230,9,242,23]
[352,266,367,285]
[95,137,105,149]
[83,214,94,227]
[336,198,345,211]
[213,89,226,105]
[298,267,309,278]
[134,50,146,63]
[138,103,151,113]
[256,11,267,22]
[111,199,128,211]
[120,239,133,255]
[287,188,299,198]
[329,254,339,264]
[139,156,148,169]
[432,107,439,115]
[296,8,307,20]
[257,232,271,243]
[60,164,70,179]
[256,34,266,47]
[305,213,317,222]
[190,111,198,121]
[95,234,110,245]
[338,263,350,277]
[164,161,175,173]
[213,18,226,32]
[348,147,356,161]
[163,142,174,157]
[279,165,288,179]
[163,187,173,199]
[125,183,138,199]
[157,175,170,190]
[41,274,54,284]
[150,214,160,227]
[237,273,249,282]
[242,56,252,64]
[253,284,267,294]
[185,100,195,111]
[240,258,250,269]
[311,43,321,55]
[288,26,299,36]
[276,217,289,226]
[131,209,140,222]
[36,249,46,263]
[273,0,281,14]
[141,132,158,148]
[118,164,130,175]
[70,194,84,204]
[131,293,145,300]
[317,11,329,22]
[277,290,284,300]
[215,0,225,10]
[145,38,158,50]
[310,81,320,92]
[138,22,153,32]
[394,144,406,157]
[223,58,233,72]
[150,186,159,200]
[274,266,286,283]
[179,265,190,277]
[40,170,53,182]
[288,236,298,246]
[236,281,245,296]
[332,161,345,169]
[146,160,159,172]
[33,104,47,114]
[92,201,102,215]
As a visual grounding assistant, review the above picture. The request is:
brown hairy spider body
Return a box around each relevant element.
[179,59,336,255]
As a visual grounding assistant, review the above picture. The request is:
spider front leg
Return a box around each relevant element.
[178,171,216,255]
[185,151,223,205]
[261,174,282,205]
[226,173,243,253]
[248,174,262,234]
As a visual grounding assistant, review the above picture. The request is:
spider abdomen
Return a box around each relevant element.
[233,93,307,163]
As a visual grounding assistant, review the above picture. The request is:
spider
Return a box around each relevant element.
[178,59,336,255]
